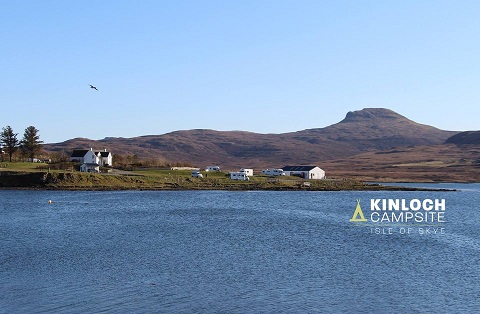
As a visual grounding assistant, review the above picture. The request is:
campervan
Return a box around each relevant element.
[261,169,285,176]
[239,168,254,176]
[229,172,250,181]
[206,166,220,172]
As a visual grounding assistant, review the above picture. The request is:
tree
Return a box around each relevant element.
[1,125,19,162]
[20,126,43,161]
[49,150,69,163]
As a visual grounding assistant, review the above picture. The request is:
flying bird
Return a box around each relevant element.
[89,84,98,91]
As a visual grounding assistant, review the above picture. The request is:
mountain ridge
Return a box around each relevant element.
[44,108,458,168]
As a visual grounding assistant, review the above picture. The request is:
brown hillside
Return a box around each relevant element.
[321,144,480,182]
[445,131,480,145]
[43,108,458,169]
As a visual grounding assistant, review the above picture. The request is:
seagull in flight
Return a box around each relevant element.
[89,84,98,91]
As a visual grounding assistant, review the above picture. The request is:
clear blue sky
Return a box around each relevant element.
[1,0,479,143]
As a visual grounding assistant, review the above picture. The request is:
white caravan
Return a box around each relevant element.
[261,169,285,176]
[229,172,250,181]
[239,168,254,176]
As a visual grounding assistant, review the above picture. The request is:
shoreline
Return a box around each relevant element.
[0,187,457,192]
[0,171,460,192]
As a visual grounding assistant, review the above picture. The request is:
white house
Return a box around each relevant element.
[96,149,112,166]
[70,148,100,164]
[282,165,325,180]
[70,149,89,163]
[70,148,113,172]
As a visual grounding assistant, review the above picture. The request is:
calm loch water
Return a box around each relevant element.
[1,185,479,313]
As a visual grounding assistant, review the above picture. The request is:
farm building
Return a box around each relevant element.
[282,165,325,180]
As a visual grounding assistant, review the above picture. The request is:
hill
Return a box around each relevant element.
[445,131,480,145]
[43,108,457,169]
[289,108,455,150]
[320,144,480,182]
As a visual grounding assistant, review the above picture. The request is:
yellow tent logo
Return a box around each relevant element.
[350,199,367,222]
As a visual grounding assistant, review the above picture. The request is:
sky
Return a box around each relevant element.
[1,0,479,144]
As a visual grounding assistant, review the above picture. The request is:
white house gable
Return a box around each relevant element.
[83,149,100,164]
[95,149,112,166]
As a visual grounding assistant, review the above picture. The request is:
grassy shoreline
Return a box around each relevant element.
[0,169,455,192]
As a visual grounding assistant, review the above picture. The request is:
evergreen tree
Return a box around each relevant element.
[20,126,43,160]
[1,125,19,162]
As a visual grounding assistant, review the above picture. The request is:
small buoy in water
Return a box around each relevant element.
[48,200,52,204]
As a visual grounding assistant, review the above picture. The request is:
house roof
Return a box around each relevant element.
[96,151,111,157]
[283,165,318,172]
[70,149,89,157]
[71,149,111,158]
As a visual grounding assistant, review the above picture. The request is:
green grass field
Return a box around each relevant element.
[0,162,49,171]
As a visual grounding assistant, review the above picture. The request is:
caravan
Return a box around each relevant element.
[261,169,285,176]
[240,168,254,176]
[229,172,250,181]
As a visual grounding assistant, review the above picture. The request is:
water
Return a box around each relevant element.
[1,185,479,313]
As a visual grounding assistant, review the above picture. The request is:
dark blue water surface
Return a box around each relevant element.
[1,185,480,313]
